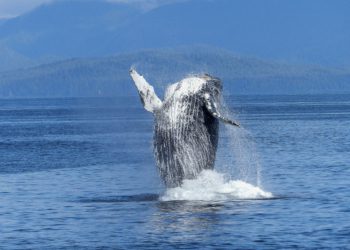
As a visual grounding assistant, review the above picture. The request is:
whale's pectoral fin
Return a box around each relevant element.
[129,69,162,113]
[204,93,240,127]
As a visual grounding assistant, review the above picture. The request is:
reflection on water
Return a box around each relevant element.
[150,201,224,247]
[157,200,225,213]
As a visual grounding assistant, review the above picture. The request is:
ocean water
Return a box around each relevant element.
[0,95,349,249]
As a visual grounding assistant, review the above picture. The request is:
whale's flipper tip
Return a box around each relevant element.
[129,69,162,113]
[129,67,137,75]
[230,121,240,127]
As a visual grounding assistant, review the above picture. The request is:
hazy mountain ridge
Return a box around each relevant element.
[0,47,349,98]
[0,43,33,71]
[1,0,350,70]
[0,1,141,61]
[119,0,350,66]
[0,0,349,97]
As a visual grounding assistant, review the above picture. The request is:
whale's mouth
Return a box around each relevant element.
[160,170,273,202]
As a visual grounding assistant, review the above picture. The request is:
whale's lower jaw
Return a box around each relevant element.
[154,138,217,188]
[154,116,219,188]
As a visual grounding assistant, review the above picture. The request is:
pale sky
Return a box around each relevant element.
[0,0,57,18]
[0,0,182,19]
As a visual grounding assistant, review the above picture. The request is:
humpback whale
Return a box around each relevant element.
[130,69,239,187]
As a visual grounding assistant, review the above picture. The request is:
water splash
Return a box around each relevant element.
[217,98,263,187]
[160,170,272,201]
[160,96,272,201]
[223,126,262,186]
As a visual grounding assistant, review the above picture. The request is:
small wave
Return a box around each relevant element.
[79,194,159,203]
[160,170,273,201]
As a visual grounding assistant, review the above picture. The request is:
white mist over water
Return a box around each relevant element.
[223,125,263,187]
[219,98,263,187]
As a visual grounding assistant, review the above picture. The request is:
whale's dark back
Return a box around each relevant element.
[154,92,219,187]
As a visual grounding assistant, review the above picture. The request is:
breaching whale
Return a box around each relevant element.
[130,69,239,187]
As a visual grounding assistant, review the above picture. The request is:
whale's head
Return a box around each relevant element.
[164,74,222,101]
[200,74,240,127]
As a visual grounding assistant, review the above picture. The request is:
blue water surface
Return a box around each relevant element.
[0,95,349,249]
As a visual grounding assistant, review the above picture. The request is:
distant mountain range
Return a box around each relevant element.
[0,1,141,71]
[1,46,349,98]
[1,0,350,72]
[0,0,349,97]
